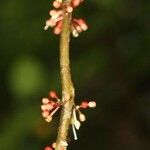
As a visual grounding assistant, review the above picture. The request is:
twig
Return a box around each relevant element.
[55,0,75,149]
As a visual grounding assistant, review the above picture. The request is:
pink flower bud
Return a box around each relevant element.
[44,146,53,150]
[49,10,57,16]
[51,10,63,20]
[45,115,52,122]
[88,101,96,108]
[42,110,49,118]
[72,0,81,7]
[49,91,58,99]
[66,6,73,13]
[53,0,62,9]
[42,98,49,104]
[41,104,47,111]
[75,24,82,32]
[46,103,54,111]
[52,143,56,148]
[54,20,62,34]
[54,16,63,23]
[46,19,56,28]
[80,101,88,109]
[75,18,88,31]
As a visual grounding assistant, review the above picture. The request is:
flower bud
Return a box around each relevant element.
[45,115,52,122]
[54,21,62,35]
[44,146,53,150]
[45,19,56,28]
[88,101,96,108]
[72,29,79,37]
[72,0,81,7]
[66,6,73,13]
[53,0,62,8]
[41,104,47,111]
[79,113,86,122]
[75,25,82,32]
[42,110,49,118]
[42,98,49,104]
[49,91,58,99]
[52,143,56,148]
[46,103,54,111]
[80,101,88,109]
[76,19,88,31]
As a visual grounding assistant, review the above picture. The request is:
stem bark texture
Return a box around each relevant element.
[55,0,75,149]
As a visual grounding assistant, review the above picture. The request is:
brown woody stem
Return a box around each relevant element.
[55,1,75,150]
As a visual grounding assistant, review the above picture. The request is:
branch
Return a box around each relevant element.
[55,1,75,150]
[42,1,95,149]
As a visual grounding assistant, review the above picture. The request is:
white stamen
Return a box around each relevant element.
[51,107,60,116]
[72,124,78,140]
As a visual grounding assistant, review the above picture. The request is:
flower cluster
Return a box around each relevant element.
[44,0,88,37]
[41,91,96,148]
[41,91,62,122]
[71,101,96,140]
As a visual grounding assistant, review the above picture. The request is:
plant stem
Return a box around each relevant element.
[55,1,75,150]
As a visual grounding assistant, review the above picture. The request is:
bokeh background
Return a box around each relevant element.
[0,0,149,150]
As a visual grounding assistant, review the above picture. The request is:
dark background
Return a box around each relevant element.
[0,0,149,150]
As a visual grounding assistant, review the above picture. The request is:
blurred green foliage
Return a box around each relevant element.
[0,0,149,150]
